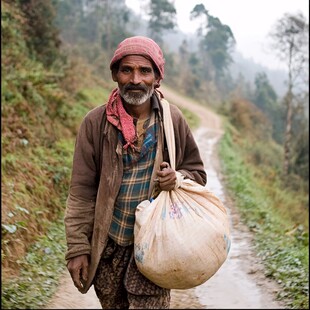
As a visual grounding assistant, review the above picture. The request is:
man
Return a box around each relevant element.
[65,36,207,309]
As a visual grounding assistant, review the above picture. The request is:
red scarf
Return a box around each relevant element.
[106,88,137,150]
[106,88,164,150]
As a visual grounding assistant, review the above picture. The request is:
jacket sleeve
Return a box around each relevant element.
[170,104,207,186]
[64,113,98,261]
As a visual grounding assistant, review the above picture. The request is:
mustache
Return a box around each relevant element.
[124,84,148,92]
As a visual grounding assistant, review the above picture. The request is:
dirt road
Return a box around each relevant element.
[45,85,286,309]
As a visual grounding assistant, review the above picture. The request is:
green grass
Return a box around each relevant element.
[1,84,107,309]
[219,125,309,309]
[179,106,200,130]
[1,138,74,279]
[1,217,67,309]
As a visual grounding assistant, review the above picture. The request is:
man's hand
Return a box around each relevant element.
[156,162,176,191]
[67,254,89,291]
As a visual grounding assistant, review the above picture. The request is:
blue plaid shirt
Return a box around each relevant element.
[109,111,158,246]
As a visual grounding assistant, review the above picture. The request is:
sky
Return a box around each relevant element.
[125,0,309,71]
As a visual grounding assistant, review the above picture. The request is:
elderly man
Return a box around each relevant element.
[64,36,206,309]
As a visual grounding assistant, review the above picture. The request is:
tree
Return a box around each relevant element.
[253,72,286,144]
[190,4,236,81]
[54,0,132,77]
[147,0,177,45]
[269,12,309,177]
[176,40,202,95]
[253,72,277,112]
[19,0,61,67]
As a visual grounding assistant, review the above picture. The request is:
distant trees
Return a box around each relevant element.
[18,0,61,67]
[252,72,285,144]
[54,0,133,79]
[177,40,201,96]
[147,0,177,45]
[55,0,132,55]
[269,12,309,178]
[190,3,236,84]
[254,72,278,112]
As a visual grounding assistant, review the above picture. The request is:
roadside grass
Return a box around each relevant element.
[179,106,200,130]
[1,139,74,272]
[1,87,109,309]
[219,124,309,309]
[1,139,73,309]
[1,217,67,309]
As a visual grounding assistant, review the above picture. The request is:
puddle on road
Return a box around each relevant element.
[187,127,282,309]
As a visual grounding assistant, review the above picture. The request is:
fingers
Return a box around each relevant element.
[157,162,176,191]
[73,270,82,290]
[159,179,175,191]
[69,267,83,290]
[157,167,175,179]
[160,162,170,170]
[67,255,89,291]
[81,265,88,282]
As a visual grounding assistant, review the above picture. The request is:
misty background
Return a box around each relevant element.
[2,0,309,309]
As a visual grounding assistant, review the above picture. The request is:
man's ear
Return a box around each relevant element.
[154,77,161,88]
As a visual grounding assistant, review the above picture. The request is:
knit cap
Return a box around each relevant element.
[110,36,165,85]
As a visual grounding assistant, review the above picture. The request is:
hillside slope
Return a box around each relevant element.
[1,0,103,278]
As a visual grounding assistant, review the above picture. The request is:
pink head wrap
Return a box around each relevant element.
[110,36,165,87]
[107,36,165,151]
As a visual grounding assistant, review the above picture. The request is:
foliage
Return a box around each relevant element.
[229,98,272,141]
[253,72,278,112]
[1,0,109,282]
[1,1,74,263]
[292,129,309,180]
[1,218,67,309]
[173,40,204,97]
[219,122,309,309]
[269,12,309,177]
[147,0,177,44]
[55,0,133,58]
[2,0,71,153]
[190,3,236,80]
[269,12,308,81]
[178,107,200,130]
[1,83,109,307]
[18,0,62,67]
[247,72,285,144]
[1,140,73,274]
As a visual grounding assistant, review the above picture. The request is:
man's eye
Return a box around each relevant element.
[141,68,152,73]
[121,67,131,73]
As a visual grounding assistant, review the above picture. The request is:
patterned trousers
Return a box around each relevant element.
[93,237,171,309]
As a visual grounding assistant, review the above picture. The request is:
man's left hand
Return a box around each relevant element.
[156,162,176,191]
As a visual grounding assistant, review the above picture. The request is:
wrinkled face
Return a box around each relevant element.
[112,55,160,106]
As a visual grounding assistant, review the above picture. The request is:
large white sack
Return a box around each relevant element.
[134,172,231,289]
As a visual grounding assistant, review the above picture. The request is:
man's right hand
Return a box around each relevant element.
[67,254,89,291]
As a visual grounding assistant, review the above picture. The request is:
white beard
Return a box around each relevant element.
[120,85,154,106]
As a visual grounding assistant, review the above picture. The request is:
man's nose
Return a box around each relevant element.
[130,71,142,84]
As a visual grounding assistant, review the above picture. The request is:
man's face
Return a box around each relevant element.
[112,55,160,106]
